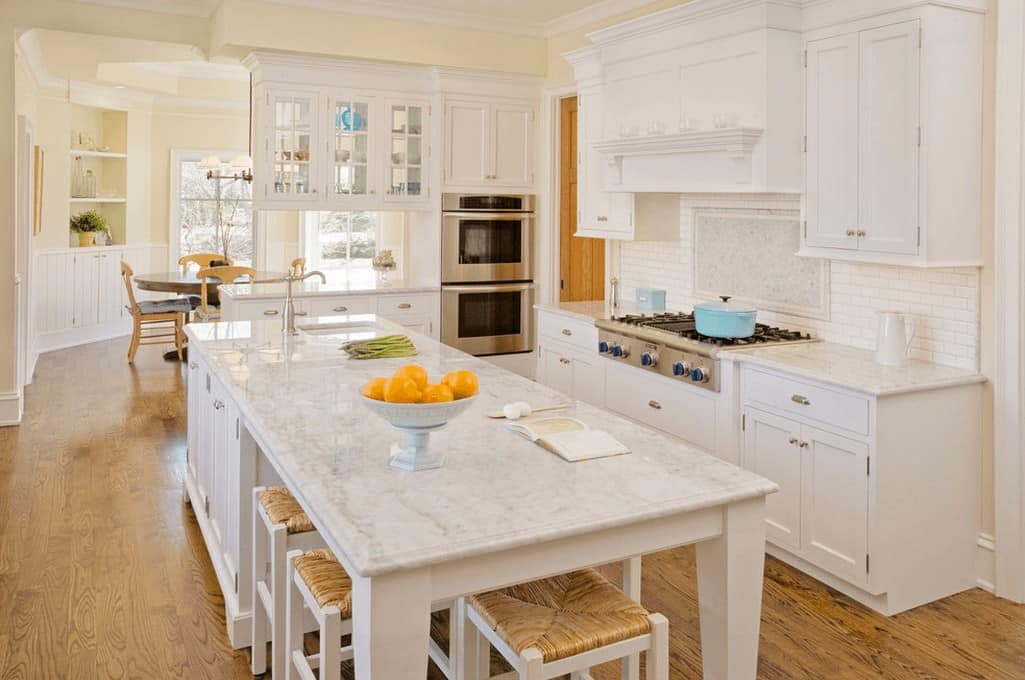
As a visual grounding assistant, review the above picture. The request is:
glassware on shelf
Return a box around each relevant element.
[71,156,85,197]
[83,170,97,198]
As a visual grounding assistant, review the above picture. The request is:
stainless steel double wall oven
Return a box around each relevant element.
[441,193,535,356]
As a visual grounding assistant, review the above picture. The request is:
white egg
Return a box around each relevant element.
[513,401,533,417]
[503,403,524,420]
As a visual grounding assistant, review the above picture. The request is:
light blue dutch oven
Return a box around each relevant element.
[694,296,757,338]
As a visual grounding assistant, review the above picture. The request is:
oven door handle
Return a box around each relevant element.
[442,212,536,220]
[442,283,535,294]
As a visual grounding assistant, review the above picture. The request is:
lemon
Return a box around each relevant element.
[442,370,479,399]
[420,383,454,403]
[383,376,421,403]
[361,377,387,401]
[393,364,429,390]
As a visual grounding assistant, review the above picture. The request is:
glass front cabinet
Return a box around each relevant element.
[254,86,431,210]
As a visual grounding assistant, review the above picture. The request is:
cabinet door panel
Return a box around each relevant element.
[72,254,99,328]
[186,359,203,488]
[492,104,533,187]
[327,94,375,203]
[859,21,920,255]
[540,344,573,397]
[744,408,802,551]
[569,350,605,409]
[445,100,489,186]
[577,88,633,239]
[801,425,869,584]
[97,252,123,323]
[805,33,859,250]
[263,89,320,202]
[383,98,429,204]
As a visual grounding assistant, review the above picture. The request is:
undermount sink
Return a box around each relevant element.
[297,321,378,336]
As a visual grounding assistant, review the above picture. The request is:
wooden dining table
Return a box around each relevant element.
[133,270,285,360]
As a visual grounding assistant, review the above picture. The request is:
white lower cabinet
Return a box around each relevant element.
[745,408,868,583]
[536,309,605,409]
[740,364,981,615]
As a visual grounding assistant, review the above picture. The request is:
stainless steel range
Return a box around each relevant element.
[595,312,816,392]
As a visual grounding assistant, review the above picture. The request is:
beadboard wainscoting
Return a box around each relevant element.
[33,244,170,354]
[618,194,981,370]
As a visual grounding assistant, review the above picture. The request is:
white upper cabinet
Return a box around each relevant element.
[801,4,984,267]
[384,99,429,204]
[805,33,859,251]
[261,88,321,203]
[326,93,376,205]
[443,97,535,190]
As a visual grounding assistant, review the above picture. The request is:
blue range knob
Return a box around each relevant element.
[672,362,687,376]
[612,345,623,357]
[690,367,706,383]
[640,352,657,367]
[598,340,610,353]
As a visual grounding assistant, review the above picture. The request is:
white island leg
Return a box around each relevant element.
[351,568,433,680]
[695,497,766,680]
[622,555,642,680]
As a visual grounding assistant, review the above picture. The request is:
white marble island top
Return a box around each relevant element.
[185,317,776,578]
[219,269,438,301]
[727,341,986,396]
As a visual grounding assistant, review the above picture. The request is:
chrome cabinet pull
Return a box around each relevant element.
[846,229,856,237]
[294,311,308,316]
[788,437,799,445]
[263,309,279,316]
[559,357,571,365]
[333,306,348,312]
[398,303,412,309]
[856,230,866,237]
[562,328,573,336]
[596,216,609,223]
[799,441,809,448]
[648,400,662,410]
[213,399,225,410]
[189,361,198,369]
[791,394,811,406]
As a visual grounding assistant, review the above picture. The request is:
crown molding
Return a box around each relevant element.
[73,0,220,17]
[542,0,663,37]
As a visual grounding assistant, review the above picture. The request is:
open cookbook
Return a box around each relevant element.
[505,417,630,462]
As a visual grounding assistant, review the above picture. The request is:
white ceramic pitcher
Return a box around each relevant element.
[875,311,915,366]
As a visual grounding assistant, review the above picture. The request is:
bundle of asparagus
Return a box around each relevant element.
[340,334,418,360]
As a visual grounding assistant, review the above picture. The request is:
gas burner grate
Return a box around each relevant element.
[675,324,813,347]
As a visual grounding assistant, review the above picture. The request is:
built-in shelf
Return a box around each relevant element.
[70,197,127,204]
[593,127,764,160]
[70,149,128,159]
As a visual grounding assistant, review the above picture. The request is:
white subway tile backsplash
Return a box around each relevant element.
[617,194,981,370]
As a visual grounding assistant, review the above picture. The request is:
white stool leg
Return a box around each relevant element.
[285,550,305,680]
[645,614,669,680]
[270,523,288,679]
[251,488,268,675]
[475,625,491,680]
[320,605,342,680]
[520,648,543,680]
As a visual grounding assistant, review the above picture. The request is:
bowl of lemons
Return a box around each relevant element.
[360,364,479,470]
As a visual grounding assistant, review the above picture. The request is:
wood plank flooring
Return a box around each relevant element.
[1,338,1024,679]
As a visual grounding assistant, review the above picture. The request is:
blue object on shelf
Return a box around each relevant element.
[635,288,666,312]
[339,107,364,132]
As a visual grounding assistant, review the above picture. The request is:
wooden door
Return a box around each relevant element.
[858,20,920,255]
[800,424,869,584]
[744,408,803,552]
[444,99,489,186]
[559,96,605,301]
[491,103,533,187]
[805,33,860,250]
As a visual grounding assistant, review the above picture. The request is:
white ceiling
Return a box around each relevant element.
[74,0,660,36]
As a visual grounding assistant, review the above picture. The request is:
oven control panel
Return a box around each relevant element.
[597,332,719,392]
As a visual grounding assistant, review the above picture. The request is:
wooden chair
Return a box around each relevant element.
[121,261,190,363]
[461,568,668,680]
[290,257,307,277]
[252,487,324,679]
[195,265,256,321]
[179,252,233,272]
[285,547,460,680]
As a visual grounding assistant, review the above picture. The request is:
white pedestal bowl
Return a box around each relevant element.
[360,394,477,471]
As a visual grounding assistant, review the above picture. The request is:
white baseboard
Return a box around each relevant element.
[976,532,996,593]
[36,321,132,354]
[0,391,24,426]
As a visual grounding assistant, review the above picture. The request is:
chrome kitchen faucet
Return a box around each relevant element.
[265,270,327,335]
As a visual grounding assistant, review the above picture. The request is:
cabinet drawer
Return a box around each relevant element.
[307,296,374,317]
[537,312,598,351]
[744,367,870,436]
[604,363,716,452]
[376,293,437,319]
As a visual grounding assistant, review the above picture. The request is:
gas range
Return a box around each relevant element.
[594,312,817,392]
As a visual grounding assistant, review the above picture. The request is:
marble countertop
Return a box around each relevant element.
[534,300,649,322]
[186,317,776,577]
[219,270,439,300]
[727,342,986,396]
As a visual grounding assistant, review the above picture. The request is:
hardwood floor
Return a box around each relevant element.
[2,338,1024,679]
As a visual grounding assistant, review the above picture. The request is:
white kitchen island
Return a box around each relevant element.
[183,316,777,679]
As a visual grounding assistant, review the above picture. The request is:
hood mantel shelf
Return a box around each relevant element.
[594,128,764,161]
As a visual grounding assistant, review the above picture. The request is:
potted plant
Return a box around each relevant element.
[70,210,106,247]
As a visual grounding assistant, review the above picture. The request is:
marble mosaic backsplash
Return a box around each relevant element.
[617,194,981,370]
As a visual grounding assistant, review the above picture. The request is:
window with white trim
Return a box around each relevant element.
[170,151,255,266]
[301,211,405,275]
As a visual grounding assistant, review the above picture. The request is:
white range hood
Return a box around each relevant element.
[565,0,804,194]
